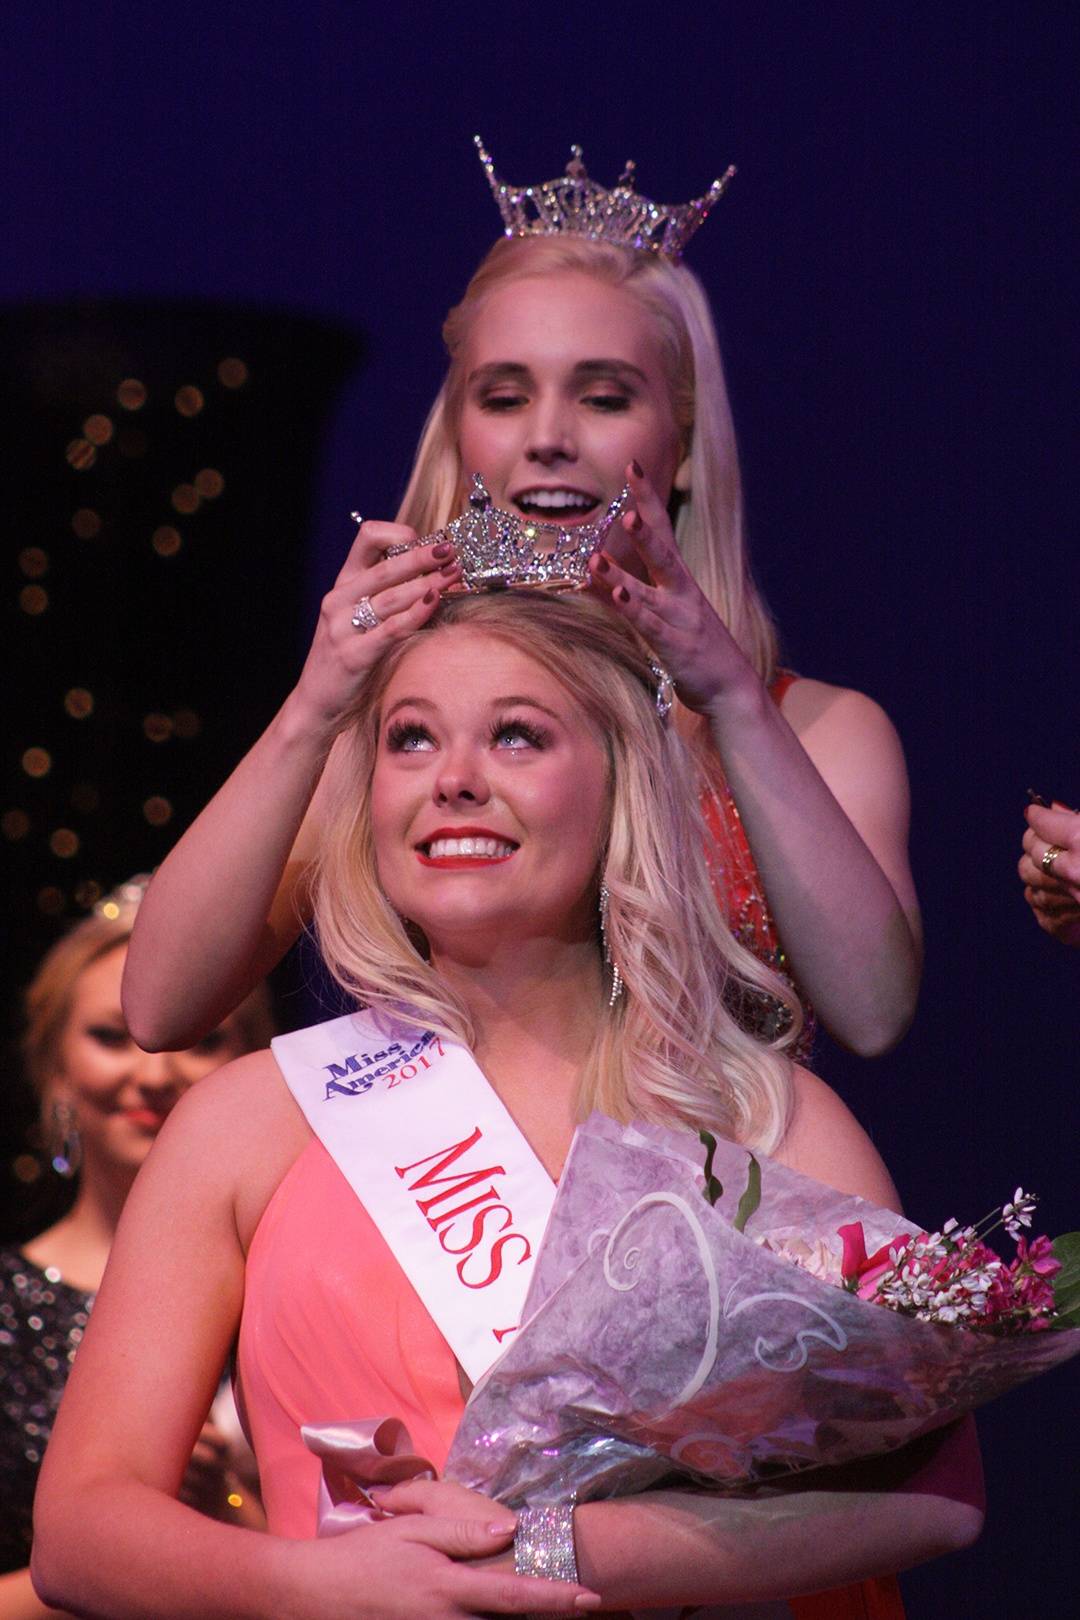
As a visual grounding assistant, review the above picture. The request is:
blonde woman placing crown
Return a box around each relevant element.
[123,143,921,1060]
[35,590,978,1618]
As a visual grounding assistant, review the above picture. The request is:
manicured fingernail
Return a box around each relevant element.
[615,586,630,604]
[595,555,611,573]
[628,511,643,531]
[630,459,644,478]
[432,543,453,559]
[424,587,436,603]
[575,1595,603,1611]
[488,1519,516,1535]
[439,559,460,574]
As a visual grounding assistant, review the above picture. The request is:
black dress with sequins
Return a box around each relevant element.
[0,1246,92,1571]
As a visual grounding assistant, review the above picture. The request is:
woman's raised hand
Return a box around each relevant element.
[587,462,751,713]
[294,519,461,736]
[1020,801,1080,947]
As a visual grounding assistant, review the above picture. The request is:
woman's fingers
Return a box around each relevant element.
[350,567,458,631]
[339,532,457,596]
[1020,834,1080,892]
[619,462,689,588]
[369,1477,516,1531]
[341,519,422,574]
[393,1520,598,1613]
[1026,801,1078,843]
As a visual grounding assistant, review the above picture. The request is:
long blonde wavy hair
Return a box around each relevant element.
[395,235,779,684]
[313,592,797,1152]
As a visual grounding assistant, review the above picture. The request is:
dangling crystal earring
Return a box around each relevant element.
[49,1100,81,1179]
[599,883,624,1009]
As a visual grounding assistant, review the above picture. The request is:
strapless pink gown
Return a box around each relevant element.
[238,1137,903,1618]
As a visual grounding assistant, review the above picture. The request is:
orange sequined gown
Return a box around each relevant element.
[700,673,816,1062]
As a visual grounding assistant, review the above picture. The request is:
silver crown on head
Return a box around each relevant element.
[386,476,630,592]
[475,136,735,263]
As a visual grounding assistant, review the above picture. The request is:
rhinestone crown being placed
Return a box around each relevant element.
[475,136,735,263]
[387,475,630,592]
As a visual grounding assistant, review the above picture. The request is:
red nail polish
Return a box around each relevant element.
[595,555,611,573]
[432,543,453,559]
[616,585,630,604]
[424,587,436,604]
[631,459,644,478]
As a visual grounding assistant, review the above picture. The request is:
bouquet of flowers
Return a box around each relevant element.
[444,1114,1080,1507]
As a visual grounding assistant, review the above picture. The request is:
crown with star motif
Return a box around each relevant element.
[475,136,735,263]
[386,475,631,591]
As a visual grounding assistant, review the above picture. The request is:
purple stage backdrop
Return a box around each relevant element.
[2,4,1077,1614]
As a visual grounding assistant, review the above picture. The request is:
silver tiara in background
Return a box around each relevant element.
[475,136,735,263]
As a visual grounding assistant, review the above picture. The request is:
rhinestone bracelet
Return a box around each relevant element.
[514,1502,578,1611]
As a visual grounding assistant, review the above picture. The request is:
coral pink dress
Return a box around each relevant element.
[237,1134,903,1617]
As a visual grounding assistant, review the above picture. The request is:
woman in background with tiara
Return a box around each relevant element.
[0,884,273,1618]
[123,141,922,1062]
[34,591,978,1619]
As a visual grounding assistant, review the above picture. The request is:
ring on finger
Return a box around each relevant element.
[1042,844,1066,875]
[351,596,381,633]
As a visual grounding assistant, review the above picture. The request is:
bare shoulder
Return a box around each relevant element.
[779,676,905,766]
[146,1048,311,1249]
[773,1064,902,1213]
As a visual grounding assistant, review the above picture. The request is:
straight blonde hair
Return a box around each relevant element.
[313,592,797,1152]
[395,236,780,684]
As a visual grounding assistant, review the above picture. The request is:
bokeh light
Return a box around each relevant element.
[142,712,174,743]
[64,688,94,719]
[19,547,48,578]
[174,385,205,417]
[217,357,248,388]
[21,748,52,778]
[83,414,114,446]
[65,438,97,470]
[72,508,102,539]
[170,483,200,514]
[117,378,148,410]
[172,708,202,739]
[151,525,182,556]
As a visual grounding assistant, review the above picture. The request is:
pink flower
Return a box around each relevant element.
[838,1222,899,1298]
[1015,1235,1061,1278]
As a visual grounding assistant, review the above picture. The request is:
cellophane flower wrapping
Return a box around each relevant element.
[445,1115,1079,1507]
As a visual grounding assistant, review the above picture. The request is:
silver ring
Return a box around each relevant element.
[350,511,364,529]
[351,596,380,633]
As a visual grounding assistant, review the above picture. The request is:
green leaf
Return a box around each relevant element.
[1051,1232,1080,1328]
[733,1153,762,1233]
[698,1129,724,1207]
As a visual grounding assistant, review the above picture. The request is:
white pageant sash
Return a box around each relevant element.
[271,1011,556,1383]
